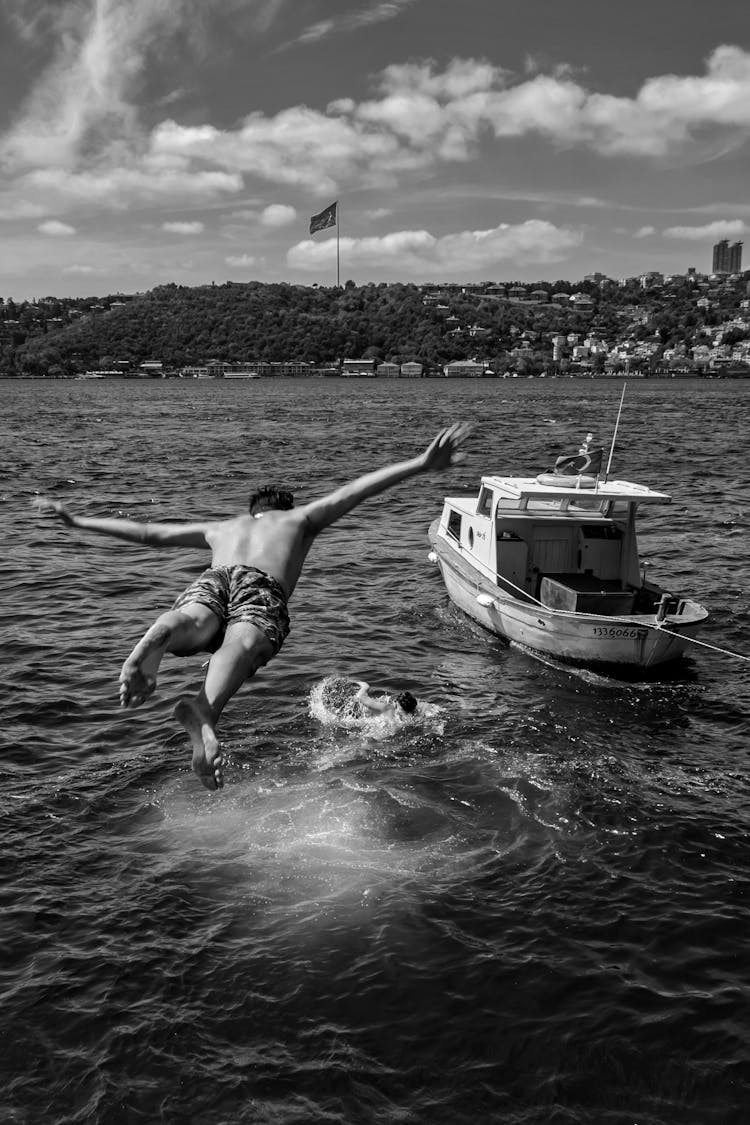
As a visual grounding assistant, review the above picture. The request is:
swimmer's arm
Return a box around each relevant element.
[300,423,472,533]
[355,682,389,714]
[34,498,210,547]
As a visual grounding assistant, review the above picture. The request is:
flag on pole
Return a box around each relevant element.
[553,447,603,476]
[309,201,338,235]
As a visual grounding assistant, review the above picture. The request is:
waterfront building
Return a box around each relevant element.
[400,362,423,378]
[376,362,400,378]
[443,359,486,377]
[342,358,376,376]
[223,364,261,377]
[267,361,313,376]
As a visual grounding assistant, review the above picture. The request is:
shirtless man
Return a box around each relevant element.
[36,423,470,791]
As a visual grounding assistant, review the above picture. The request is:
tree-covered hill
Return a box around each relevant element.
[9,281,468,375]
[3,274,748,377]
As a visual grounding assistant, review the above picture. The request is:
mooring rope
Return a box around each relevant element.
[455,562,750,666]
[649,629,750,664]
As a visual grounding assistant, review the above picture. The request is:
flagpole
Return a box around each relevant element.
[336,200,340,289]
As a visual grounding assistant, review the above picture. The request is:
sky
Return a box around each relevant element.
[1,0,749,299]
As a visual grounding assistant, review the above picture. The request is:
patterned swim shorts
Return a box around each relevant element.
[172,565,290,655]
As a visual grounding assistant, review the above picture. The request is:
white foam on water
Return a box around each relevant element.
[308,675,444,740]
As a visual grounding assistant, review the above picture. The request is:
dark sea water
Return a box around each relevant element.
[2,376,749,1125]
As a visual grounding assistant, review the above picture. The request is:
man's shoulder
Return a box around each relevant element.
[246,509,311,533]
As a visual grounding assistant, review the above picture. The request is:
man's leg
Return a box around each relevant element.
[119,603,221,708]
[174,621,274,791]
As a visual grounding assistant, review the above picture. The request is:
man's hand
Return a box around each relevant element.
[33,496,75,526]
[420,423,472,472]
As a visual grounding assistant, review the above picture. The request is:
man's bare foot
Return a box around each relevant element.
[119,623,171,707]
[174,698,224,791]
[118,661,156,708]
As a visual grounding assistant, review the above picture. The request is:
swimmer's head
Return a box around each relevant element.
[395,690,418,714]
[249,486,294,514]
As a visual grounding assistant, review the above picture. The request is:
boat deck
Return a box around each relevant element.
[481,475,670,504]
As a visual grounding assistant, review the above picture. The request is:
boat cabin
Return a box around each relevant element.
[439,475,670,613]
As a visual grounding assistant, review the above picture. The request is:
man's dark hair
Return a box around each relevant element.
[395,690,418,714]
[248,486,295,514]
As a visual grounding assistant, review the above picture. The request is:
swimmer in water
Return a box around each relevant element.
[355,681,419,719]
[35,423,470,791]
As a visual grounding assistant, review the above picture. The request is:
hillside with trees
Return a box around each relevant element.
[2,273,749,377]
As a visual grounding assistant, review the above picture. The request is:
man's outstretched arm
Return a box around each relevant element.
[300,423,471,534]
[33,497,211,548]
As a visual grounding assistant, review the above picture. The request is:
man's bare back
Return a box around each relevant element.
[205,510,313,598]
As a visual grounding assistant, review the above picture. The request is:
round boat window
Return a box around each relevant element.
[468,527,474,548]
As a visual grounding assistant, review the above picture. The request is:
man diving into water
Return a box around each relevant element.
[35,423,471,792]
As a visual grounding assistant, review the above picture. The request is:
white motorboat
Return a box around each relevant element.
[428,436,708,672]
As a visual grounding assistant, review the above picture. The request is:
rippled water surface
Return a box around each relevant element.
[2,377,749,1124]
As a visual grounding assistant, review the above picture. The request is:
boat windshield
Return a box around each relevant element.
[567,497,608,512]
[477,487,494,517]
[523,498,569,512]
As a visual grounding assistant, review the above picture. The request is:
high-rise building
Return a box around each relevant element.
[712,240,730,272]
[713,239,743,273]
[729,241,743,273]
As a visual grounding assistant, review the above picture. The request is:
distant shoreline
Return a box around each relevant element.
[3,372,749,381]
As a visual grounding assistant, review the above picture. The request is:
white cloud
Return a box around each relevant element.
[38,219,76,236]
[150,112,412,195]
[288,219,581,274]
[162,220,205,234]
[21,165,242,212]
[260,203,296,228]
[226,253,258,267]
[0,0,287,171]
[0,200,48,220]
[2,1,159,170]
[634,226,656,238]
[3,12,750,242]
[662,219,746,240]
[63,264,104,274]
[147,47,750,203]
[284,1,419,48]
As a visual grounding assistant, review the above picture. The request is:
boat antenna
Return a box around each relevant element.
[604,383,627,481]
